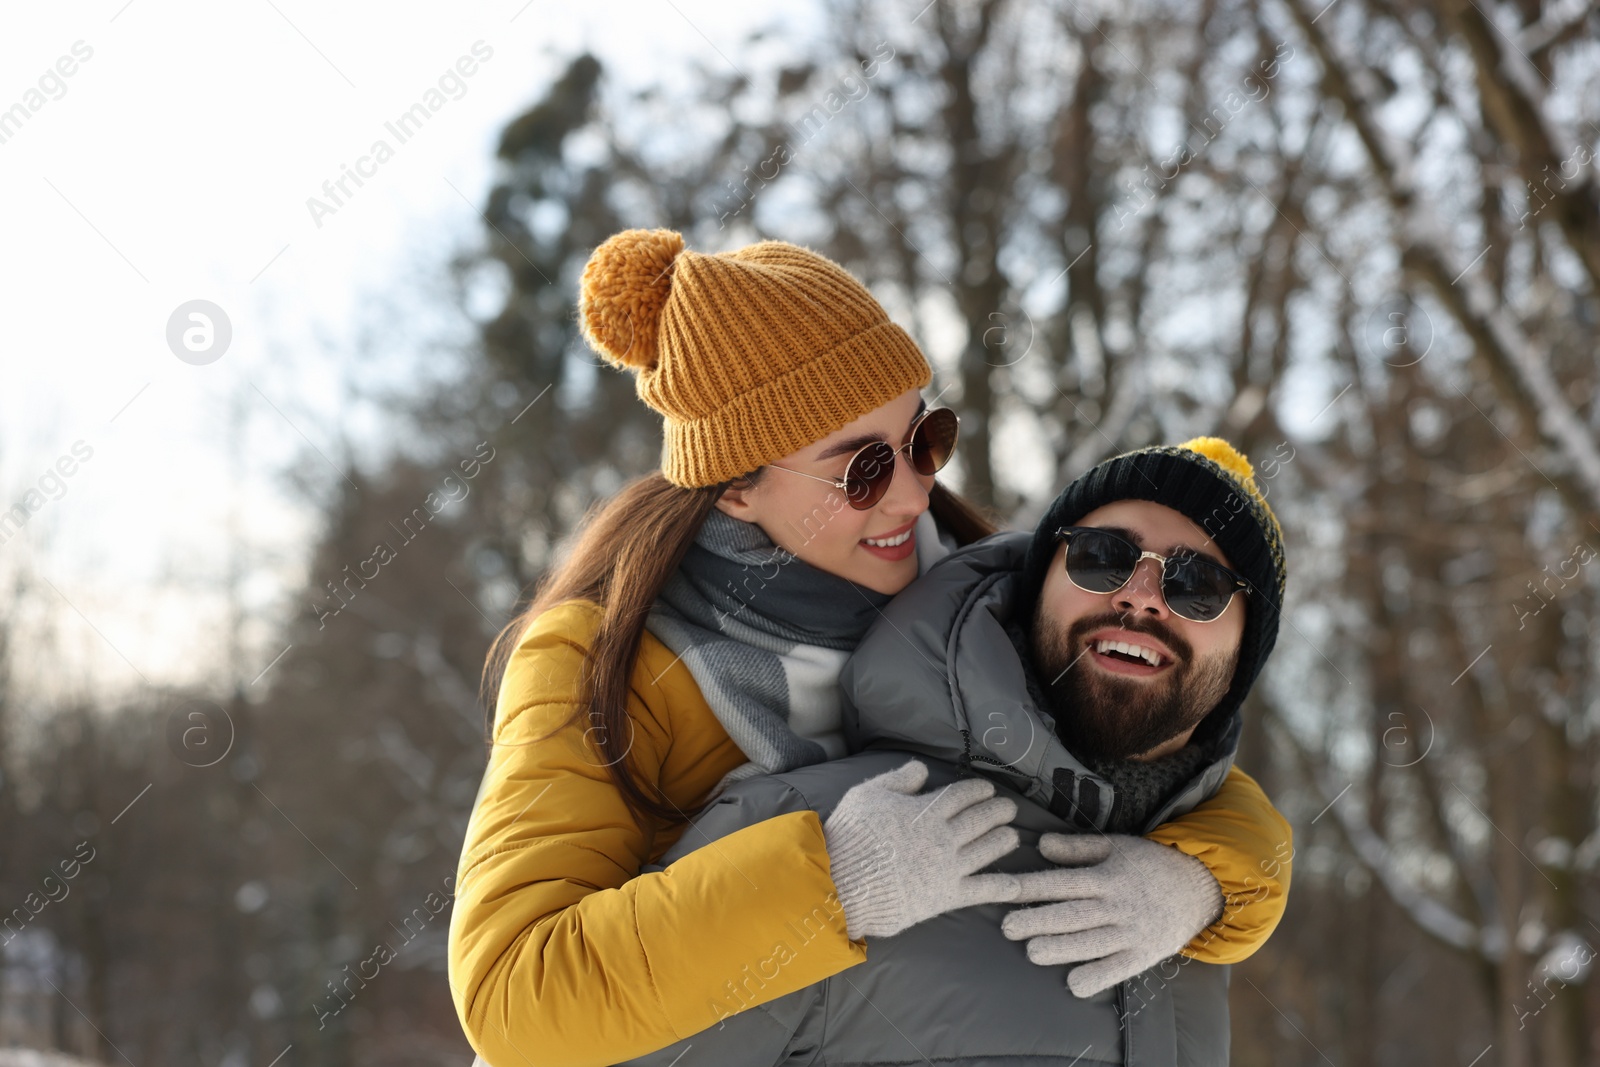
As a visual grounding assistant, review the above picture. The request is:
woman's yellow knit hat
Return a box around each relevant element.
[577,229,932,487]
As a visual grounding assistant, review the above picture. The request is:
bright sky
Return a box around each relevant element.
[0,0,778,701]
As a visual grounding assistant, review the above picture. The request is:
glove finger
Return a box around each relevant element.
[1022,930,1130,967]
[869,759,929,796]
[946,796,1018,842]
[1038,833,1115,867]
[1002,899,1120,940]
[1011,866,1104,904]
[1066,949,1147,998]
[922,776,997,820]
[955,871,1021,906]
[956,825,1020,873]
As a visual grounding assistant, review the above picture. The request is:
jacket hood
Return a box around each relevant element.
[839,531,1242,832]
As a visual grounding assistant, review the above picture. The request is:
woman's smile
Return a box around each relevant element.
[859,518,918,561]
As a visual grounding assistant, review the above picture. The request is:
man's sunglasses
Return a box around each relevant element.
[1056,526,1251,623]
[765,407,960,510]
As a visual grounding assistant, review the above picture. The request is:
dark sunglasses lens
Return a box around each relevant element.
[1064,530,1139,593]
[845,441,899,509]
[1162,558,1236,622]
[909,407,959,476]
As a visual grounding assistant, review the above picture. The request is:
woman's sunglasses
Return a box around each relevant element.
[1056,526,1251,623]
[764,406,960,510]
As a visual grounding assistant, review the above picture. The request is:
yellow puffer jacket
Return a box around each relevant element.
[447,599,1292,1067]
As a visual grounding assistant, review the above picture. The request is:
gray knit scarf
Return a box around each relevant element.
[647,508,955,784]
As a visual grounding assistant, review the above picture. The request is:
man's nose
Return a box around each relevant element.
[1113,557,1168,618]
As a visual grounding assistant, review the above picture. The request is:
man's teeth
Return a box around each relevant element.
[864,529,912,548]
[1094,639,1163,667]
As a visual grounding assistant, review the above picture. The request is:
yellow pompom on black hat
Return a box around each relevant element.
[578,228,933,487]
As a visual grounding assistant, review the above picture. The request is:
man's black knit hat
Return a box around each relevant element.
[1021,437,1289,731]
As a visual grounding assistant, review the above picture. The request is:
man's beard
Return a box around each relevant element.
[1029,603,1238,763]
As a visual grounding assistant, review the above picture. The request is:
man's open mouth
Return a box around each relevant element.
[1083,632,1175,676]
[1092,638,1166,667]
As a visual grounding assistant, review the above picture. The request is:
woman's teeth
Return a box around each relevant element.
[864,529,912,548]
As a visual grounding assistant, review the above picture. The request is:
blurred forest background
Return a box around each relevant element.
[4,0,1600,1064]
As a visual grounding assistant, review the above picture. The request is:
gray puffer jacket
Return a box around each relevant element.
[619,531,1241,1067]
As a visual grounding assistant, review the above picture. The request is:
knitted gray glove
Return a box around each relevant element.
[823,759,1022,940]
[1001,833,1224,997]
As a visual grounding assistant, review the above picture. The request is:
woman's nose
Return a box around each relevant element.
[875,449,931,518]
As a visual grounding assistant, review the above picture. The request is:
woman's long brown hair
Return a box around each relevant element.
[480,472,1000,828]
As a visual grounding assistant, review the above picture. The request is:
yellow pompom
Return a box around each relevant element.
[1181,436,1256,484]
[578,228,685,371]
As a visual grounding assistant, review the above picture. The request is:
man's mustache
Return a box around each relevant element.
[1066,610,1192,667]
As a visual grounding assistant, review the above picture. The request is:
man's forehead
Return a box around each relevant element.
[1074,499,1231,565]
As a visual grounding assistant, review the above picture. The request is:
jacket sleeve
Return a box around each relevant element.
[1144,765,1292,964]
[447,605,866,1067]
